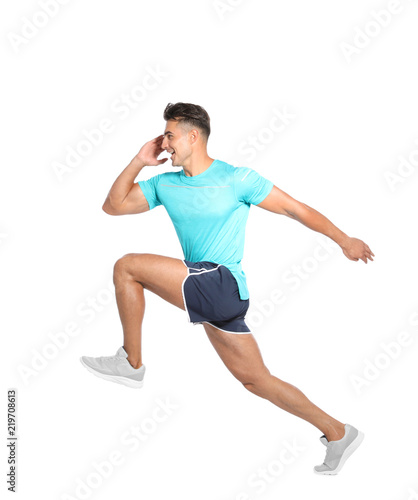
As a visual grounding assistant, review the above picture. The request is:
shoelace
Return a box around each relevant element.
[98,354,125,363]
[323,442,334,465]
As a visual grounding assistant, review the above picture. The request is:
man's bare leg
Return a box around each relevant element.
[203,323,346,442]
[113,253,188,369]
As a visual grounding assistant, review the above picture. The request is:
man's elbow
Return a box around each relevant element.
[102,199,120,215]
[284,211,297,220]
[285,202,310,221]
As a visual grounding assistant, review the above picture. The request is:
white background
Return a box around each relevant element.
[1,1,418,499]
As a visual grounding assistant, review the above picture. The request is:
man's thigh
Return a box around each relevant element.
[114,253,188,310]
[203,322,270,383]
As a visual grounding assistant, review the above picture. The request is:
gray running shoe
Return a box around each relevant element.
[80,346,145,388]
[314,424,364,475]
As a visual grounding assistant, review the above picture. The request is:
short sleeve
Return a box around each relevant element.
[234,167,274,205]
[137,174,162,210]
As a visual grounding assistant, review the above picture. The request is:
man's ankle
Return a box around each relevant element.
[127,357,143,369]
[324,422,346,442]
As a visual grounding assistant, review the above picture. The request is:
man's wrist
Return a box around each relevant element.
[131,155,146,169]
[334,231,350,249]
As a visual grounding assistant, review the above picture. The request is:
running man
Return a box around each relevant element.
[81,102,374,475]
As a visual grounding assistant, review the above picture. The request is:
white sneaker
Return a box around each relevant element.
[314,424,364,475]
[80,346,145,388]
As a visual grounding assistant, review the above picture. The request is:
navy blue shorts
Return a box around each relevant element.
[181,260,251,334]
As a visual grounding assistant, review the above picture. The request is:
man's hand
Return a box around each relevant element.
[102,135,169,216]
[341,237,374,264]
[135,135,168,166]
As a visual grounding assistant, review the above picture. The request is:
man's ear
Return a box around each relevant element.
[189,129,199,144]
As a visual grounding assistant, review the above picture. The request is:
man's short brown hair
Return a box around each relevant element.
[163,102,211,141]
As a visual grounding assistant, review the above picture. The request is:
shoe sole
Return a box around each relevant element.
[313,431,364,475]
[80,358,144,389]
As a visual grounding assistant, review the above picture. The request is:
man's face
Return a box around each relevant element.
[162,120,192,167]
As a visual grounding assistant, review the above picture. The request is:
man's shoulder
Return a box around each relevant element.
[215,160,259,185]
[216,159,246,174]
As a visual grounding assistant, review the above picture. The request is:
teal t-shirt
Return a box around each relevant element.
[137,159,274,300]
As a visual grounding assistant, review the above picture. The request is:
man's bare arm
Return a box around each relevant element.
[257,185,375,263]
[102,135,168,216]
[102,156,148,215]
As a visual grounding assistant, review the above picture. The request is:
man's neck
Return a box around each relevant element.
[182,154,215,177]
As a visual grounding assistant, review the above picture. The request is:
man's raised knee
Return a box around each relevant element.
[113,253,141,282]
